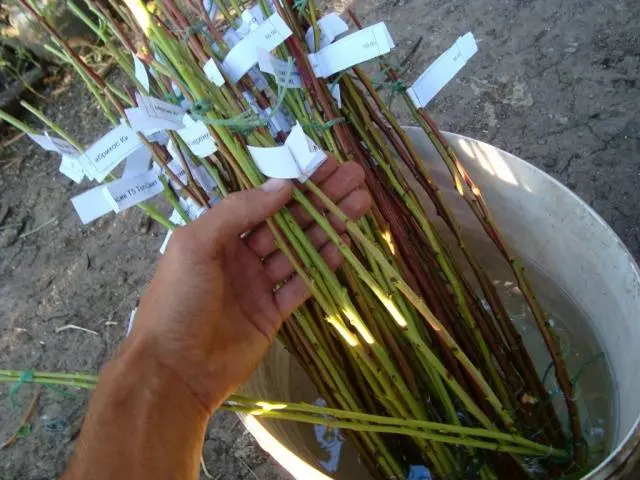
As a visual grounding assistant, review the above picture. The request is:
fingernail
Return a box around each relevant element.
[260,178,290,193]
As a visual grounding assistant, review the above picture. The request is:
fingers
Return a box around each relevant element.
[273,236,349,317]
[286,160,366,227]
[187,178,293,254]
[246,160,366,258]
[264,233,350,285]
[288,188,371,249]
[302,153,339,186]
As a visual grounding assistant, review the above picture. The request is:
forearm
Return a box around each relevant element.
[63,337,210,480]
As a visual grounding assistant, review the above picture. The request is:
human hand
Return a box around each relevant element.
[125,155,371,412]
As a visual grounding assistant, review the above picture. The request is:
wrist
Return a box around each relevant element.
[101,335,210,422]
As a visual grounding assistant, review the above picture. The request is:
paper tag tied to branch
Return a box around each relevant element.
[28,132,79,157]
[71,184,114,224]
[177,114,218,158]
[122,148,152,179]
[134,93,185,130]
[222,13,293,83]
[154,157,188,190]
[236,5,265,37]
[203,58,226,87]
[104,170,164,213]
[304,12,349,52]
[180,196,208,221]
[132,53,150,93]
[125,106,181,132]
[194,165,217,193]
[248,122,327,182]
[83,124,144,181]
[202,0,217,19]
[59,155,85,183]
[407,32,478,108]
[258,49,303,88]
[309,22,395,78]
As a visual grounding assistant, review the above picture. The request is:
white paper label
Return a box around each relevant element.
[133,53,150,93]
[169,158,190,190]
[309,22,394,78]
[242,91,261,115]
[330,83,342,108]
[202,0,217,19]
[84,124,143,181]
[122,148,152,178]
[223,27,242,48]
[203,58,226,87]
[153,157,188,190]
[75,156,99,181]
[248,145,296,178]
[169,208,187,226]
[177,115,218,157]
[71,185,114,224]
[126,308,137,336]
[125,106,181,132]
[236,6,265,37]
[148,130,170,146]
[285,122,327,181]
[159,230,173,255]
[407,32,478,108]
[304,13,349,52]
[166,138,185,164]
[222,13,293,83]
[248,67,270,91]
[59,155,85,183]
[180,196,208,220]
[272,108,294,133]
[248,122,327,182]
[263,107,292,135]
[194,165,217,192]
[135,93,185,129]
[28,132,79,157]
[258,50,302,88]
[104,170,164,213]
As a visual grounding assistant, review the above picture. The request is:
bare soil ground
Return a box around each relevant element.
[0,0,638,478]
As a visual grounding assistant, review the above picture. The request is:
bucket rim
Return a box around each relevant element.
[241,129,640,479]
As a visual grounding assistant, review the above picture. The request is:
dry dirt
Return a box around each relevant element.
[0,0,638,478]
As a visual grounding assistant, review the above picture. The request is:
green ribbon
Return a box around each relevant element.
[192,57,295,134]
[8,370,75,410]
[9,371,33,409]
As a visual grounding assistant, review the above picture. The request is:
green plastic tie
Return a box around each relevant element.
[8,370,75,410]
[181,20,217,47]
[301,117,346,131]
[192,57,294,134]
[9,371,33,409]
[293,0,308,11]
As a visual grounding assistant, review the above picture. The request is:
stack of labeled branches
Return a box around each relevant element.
[0,0,591,478]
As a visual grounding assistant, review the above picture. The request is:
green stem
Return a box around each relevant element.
[0,371,565,459]
[0,109,36,134]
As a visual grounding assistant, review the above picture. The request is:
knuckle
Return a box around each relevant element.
[344,160,366,185]
[358,189,373,213]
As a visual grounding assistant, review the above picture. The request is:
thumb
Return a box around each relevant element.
[191,178,293,248]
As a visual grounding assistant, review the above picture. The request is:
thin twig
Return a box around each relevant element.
[55,325,99,336]
[1,390,42,450]
[20,216,58,239]
[1,131,25,149]
[200,455,214,479]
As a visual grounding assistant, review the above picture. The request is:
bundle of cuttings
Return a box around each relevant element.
[0,0,602,478]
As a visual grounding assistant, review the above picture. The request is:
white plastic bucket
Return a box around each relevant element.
[239,128,640,479]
